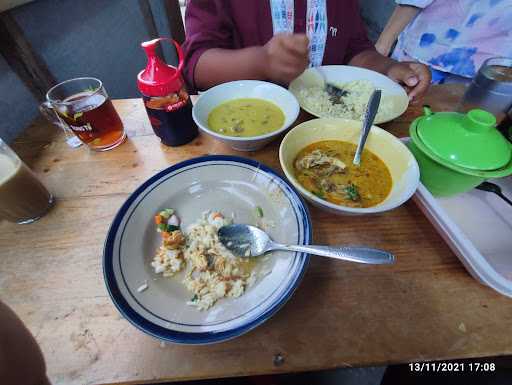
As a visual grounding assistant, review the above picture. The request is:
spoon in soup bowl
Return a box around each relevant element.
[353,89,381,165]
[218,224,395,264]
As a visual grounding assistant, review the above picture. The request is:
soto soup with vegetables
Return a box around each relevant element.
[208,98,285,137]
[293,140,392,208]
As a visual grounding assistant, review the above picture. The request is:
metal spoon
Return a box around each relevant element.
[353,89,381,166]
[476,182,512,206]
[218,224,395,265]
[315,67,349,104]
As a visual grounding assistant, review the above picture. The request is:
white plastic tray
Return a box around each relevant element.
[401,138,512,297]
[413,170,512,297]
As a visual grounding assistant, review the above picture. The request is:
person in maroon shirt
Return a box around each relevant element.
[183,0,431,102]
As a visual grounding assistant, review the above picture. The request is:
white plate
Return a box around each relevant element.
[289,65,409,124]
[103,156,311,344]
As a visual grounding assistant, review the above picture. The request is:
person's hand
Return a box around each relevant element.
[386,61,431,103]
[263,34,309,84]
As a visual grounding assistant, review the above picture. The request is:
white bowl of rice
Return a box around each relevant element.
[289,65,409,124]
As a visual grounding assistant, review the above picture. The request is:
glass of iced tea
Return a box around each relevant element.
[0,138,54,224]
[42,77,126,151]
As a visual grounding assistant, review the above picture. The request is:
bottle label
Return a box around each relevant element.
[166,99,187,112]
[144,87,189,111]
[142,90,198,147]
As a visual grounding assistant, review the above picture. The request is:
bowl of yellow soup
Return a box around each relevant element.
[279,118,420,215]
[192,80,300,151]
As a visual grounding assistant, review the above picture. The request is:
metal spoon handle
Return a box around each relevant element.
[353,89,381,165]
[271,243,395,265]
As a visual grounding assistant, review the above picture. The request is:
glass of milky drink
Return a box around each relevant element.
[41,77,126,151]
[0,139,54,224]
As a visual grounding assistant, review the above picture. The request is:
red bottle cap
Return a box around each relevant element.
[137,38,185,97]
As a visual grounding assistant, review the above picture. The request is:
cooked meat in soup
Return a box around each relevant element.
[293,140,392,208]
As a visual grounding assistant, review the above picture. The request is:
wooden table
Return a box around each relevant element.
[2,85,511,385]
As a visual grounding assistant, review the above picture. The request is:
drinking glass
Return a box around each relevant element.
[40,77,126,151]
[0,138,54,224]
[458,57,512,125]
[39,101,83,148]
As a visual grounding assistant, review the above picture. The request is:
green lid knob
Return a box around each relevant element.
[464,109,496,133]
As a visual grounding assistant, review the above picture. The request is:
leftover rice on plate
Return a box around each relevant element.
[151,209,257,310]
[298,79,393,121]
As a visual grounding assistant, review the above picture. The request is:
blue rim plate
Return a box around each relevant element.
[103,155,311,344]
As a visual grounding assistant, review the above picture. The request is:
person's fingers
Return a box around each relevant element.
[278,46,309,74]
[387,63,418,86]
[387,62,431,101]
[281,54,309,70]
[280,34,309,58]
[406,62,432,101]
[277,65,307,83]
[266,34,309,84]
[278,62,308,83]
[405,76,419,87]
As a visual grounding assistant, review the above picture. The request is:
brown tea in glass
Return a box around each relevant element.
[44,78,126,151]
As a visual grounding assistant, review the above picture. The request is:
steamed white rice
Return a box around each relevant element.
[298,79,393,121]
[151,211,257,311]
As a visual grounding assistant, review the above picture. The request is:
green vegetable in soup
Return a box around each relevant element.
[313,190,325,199]
[343,183,360,202]
[208,98,285,137]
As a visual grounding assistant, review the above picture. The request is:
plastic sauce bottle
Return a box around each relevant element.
[137,38,198,146]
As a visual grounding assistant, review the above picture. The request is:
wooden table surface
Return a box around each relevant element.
[2,84,511,385]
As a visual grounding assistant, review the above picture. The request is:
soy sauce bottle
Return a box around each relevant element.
[137,38,198,146]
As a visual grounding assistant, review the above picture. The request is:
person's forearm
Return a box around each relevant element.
[375,5,421,56]
[194,47,267,90]
[349,49,395,74]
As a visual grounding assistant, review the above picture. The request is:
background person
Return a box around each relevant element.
[376,0,512,84]
[183,0,431,102]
